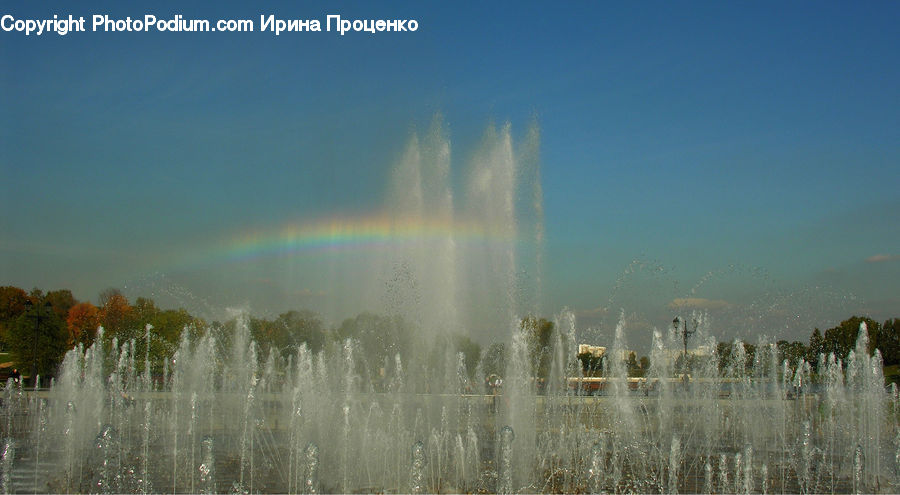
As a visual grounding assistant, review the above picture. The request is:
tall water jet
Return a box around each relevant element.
[410,440,426,494]
[383,117,460,339]
[588,441,603,495]
[498,425,515,494]
[464,122,522,331]
[304,442,319,495]
[198,436,215,495]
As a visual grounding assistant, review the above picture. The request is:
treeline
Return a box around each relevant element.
[0,284,897,387]
[721,316,900,375]
[0,285,485,387]
[0,286,206,379]
[574,316,900,383]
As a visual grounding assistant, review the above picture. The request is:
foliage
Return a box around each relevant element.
[520,316,554,380]
[337,312,410,362]
[248,310,326,361]
[335,312,413,386]
[625,351,642,377]
[452,333,481,380]
[100,292,133,338]
[2,283,899,387]
[66,302,100,348]
[808,328,825,367]
[577,352,603,377]
[0,286,29,350]
[873,318,899,367]
[0,286,29,320]
[45,289,76,320]
[776,340,809,370]
[823,316,880,363]
[716,341,756,374]
[5,301,69,379]
[276,310,327,354]
[481,342,507,380]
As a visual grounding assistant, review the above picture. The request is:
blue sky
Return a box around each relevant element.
[2,1,898,348]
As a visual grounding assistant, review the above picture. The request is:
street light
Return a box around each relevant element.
[673,316,696,376]
[23,299,52,388]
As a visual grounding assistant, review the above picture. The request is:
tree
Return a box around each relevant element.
[777,340,809,371]
[875,318,899,366]
[626,351,641,377]
[66,302,101,348]
[152,309,201,344]
[808,328,825,368]
[276,310,326,354]
[717,341,755,374]
[481,342,507,381]
[452,333,481,380]
[521,316,554,380]
[577,351,603,377]
[639,356,650,373]
[7,302,69,380]
[100,292,133,338]
[132,297,160,326]
[98,287,123,307]
[45,289,77,320]
[142,308,203,372]
[0,286,29,321]
[0,286,29,351]
[335,312,414,387]
[823,316,880,363]
[249,310,326,359]
[338,313,411,361]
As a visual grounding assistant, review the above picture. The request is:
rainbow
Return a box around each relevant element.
[169,214,517,271]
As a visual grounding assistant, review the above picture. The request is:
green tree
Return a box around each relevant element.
[577,352,602,377]
[336,312,414,387]
[0,286,29,351]
[717,341,755,374]
[337,313,411,362]
[276,310,326,354]
[7,302,69,381]
[132,297,160,327]
[823,316,880,363]
[452,333,481,380]
[151,309,201,344]
[626,351,641,377]
[481,342,507,381]
[876,318,899,366]
[45,289,77,320]
[520,316,554,380]
[808,328,825,369]
[777,340,809,370]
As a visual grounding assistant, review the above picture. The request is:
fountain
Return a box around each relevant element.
[1,121,898,493]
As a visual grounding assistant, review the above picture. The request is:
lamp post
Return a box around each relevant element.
[23,299,52,388]
[673,316,696,377]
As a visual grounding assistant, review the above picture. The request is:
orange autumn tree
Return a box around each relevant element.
[99,290,133,340]
[67,302,100,348]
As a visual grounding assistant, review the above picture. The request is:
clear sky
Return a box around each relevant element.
[2,1,898,350]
